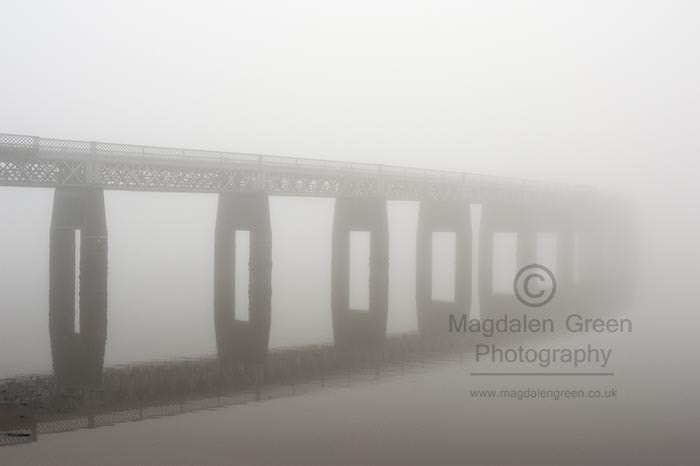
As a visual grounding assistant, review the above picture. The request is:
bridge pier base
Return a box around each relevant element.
[214,191,272,367]
[331,197,389,355]
[416,200,471,337]
[49,187,108,388]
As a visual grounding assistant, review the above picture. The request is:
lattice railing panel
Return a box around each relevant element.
[0,133,592,203]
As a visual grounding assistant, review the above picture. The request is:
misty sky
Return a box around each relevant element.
[0,1,698,376]
[0,0,698,191]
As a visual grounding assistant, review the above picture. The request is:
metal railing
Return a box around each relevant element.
[0,133,584,187]
[0,132,598,203]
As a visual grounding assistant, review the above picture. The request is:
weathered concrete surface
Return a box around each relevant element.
[214,191,272,367]
[331,197,389,354]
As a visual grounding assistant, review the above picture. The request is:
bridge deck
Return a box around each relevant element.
[0,133,590,203]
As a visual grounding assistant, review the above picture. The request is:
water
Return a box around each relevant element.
[1,311,698,465]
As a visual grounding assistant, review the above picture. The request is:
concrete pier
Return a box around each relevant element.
[214,191,272,366]
[49,187,108,387]
[331,197,389,354]
[479,203,536,317]
[416,200,471,336]
[530,206,575,310]
[575,201,637,312]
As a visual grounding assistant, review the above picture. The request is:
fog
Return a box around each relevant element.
[0,1,699,463]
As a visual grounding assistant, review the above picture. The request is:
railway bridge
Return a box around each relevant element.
[0,133,635,388]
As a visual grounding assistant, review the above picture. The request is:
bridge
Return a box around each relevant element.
[0,133,635,393]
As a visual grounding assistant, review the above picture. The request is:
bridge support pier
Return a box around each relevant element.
[576,202,637,312]
[331,197,389,354]
[479,203,537,317]
[557,229,576,308]
[416,200,471,336]
[214,191,272,367]
[610,206,637,305]
[531,206,575,311]
[480,203,583,315]
[49,187,108,387]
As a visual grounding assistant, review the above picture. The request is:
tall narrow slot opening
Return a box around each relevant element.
[74,229,81,334]
[431,231,456,302]
[235,230,250,322]
[349,230,370,311]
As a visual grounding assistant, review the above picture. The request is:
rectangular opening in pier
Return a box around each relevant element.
[492,232,517,294]
[431,231,456,302]
[537,232,558,276]
[349,230,370,311]
[234,230,250,322]
[74,229,81,334]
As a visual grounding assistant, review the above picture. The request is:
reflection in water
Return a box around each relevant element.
[0,334,463,445]
[1,294,698,465]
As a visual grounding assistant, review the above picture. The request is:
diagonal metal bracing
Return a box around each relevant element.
[0,133,594,203]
